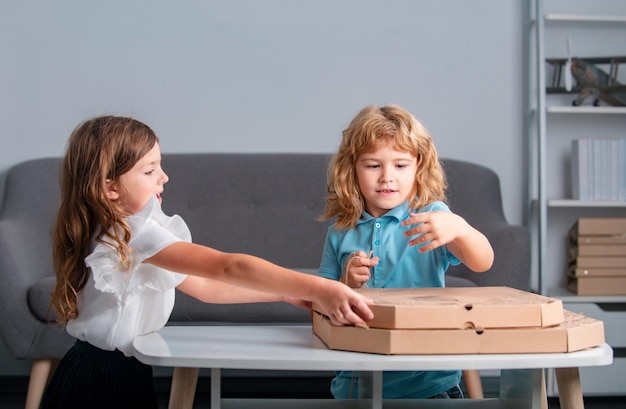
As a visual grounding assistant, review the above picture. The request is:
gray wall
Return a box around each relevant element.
[1,0,526,375]
[1,0,526,222]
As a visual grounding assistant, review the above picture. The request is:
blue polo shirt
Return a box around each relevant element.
[318,200,462,399]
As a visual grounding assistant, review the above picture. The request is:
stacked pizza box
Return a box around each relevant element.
[312,287,604,355]
[567,218,626,296]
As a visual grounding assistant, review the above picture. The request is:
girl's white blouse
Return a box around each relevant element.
[66,196,190,356]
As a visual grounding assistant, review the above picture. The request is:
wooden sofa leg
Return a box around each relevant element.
[25,358,57,409]
[463,369,484,398]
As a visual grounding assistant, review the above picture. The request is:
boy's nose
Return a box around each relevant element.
[380,167,393,182]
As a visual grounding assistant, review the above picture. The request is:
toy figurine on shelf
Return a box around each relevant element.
[546,55,626,107]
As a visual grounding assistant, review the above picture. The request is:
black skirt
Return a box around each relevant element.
[41,340,158,409]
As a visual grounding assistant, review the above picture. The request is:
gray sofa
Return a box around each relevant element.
[0,154,530,407]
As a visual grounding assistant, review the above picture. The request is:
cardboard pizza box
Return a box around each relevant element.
[312,310,604,355]
[314,286,564,330]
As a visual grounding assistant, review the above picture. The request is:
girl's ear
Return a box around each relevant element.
[105,179,120,200]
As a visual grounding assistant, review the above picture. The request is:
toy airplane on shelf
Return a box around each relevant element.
[546,55,626,107]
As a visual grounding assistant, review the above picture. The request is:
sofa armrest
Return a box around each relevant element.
[447,222,530,290]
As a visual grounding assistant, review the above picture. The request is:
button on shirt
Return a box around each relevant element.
[318,200,460,288]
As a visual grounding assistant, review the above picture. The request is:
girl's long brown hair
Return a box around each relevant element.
[321,105,446,229]
[50,116,158,324]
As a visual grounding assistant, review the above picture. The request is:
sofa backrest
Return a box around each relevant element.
[0,158,60,286]
[0,154,528,327]
[160,153,334,269]
[0,154,517,286]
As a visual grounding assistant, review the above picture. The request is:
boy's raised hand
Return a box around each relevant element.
[401,211,494,272]
[401,211,468,252]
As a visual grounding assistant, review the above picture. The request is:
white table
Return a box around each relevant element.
[132,325,613,409]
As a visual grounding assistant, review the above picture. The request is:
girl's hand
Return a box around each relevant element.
[401,211,467,252]
[316,280,374,328]
[340,251,379,288]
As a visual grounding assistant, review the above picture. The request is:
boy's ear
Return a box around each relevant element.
[105,179,120,200]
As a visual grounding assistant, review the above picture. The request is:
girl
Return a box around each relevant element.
[318,105,494,399]
[42,115,373,408]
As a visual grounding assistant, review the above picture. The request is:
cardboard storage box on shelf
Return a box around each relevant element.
[572,256,626,269]
[312,310,605,355]
[566,268,626,296]
[569,218,626,237]
[567,218,626,295]
[571,244,626,257]
[313,286,564,330]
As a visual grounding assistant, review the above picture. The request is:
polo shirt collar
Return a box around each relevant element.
[358,200,410,225]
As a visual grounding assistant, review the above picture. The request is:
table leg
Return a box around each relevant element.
[211,368,221,409]
[541,370,548,409]
[357,371,382,409]
[500,368,546,409]
[169,367,199,409]
[555,367,584,409]
[372,371,382,409]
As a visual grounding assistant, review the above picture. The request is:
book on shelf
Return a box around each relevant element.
[571,138,626,201]
[571,139,589,201]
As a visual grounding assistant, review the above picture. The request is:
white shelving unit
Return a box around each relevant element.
[528,0,626,397]
[546,106,626,114]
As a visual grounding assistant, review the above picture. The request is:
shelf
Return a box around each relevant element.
[531,1,626,395]
[545,14,626,23]
[546,106,626,114]
[547,199,626,208]
[547,287,626,303]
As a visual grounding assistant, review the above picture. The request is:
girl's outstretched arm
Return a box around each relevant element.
[177,275,313,310]
[146,242,374,327]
